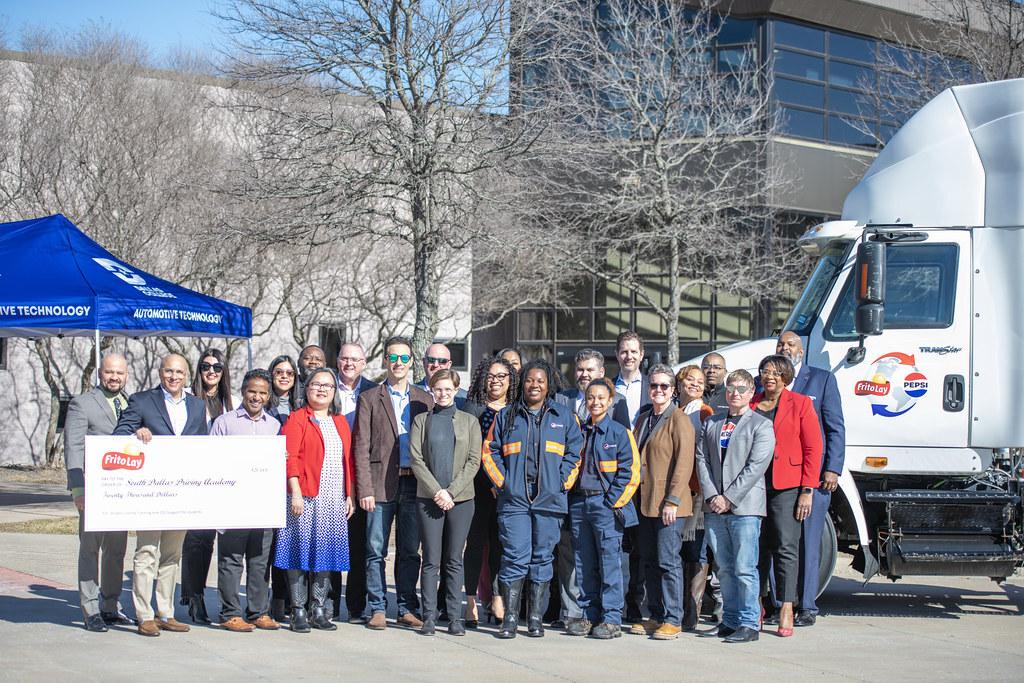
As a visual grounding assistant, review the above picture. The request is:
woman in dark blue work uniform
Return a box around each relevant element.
[482,359,584,639]
[567,377,640,639]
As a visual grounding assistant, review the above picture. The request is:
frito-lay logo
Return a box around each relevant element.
[102,451,145,471]
[854,380,889,397]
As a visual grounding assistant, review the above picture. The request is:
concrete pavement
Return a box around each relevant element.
[1,531,1022,681]
[0,480,76,524]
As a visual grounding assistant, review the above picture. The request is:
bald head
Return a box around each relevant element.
[776,332,804,365]
[159,353,189,399]
[422,342,452,381]
[99,353,128,394]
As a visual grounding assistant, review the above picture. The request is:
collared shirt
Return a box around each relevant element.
[209,406,281,437]
[101,388,127,422]
[614,374,643,428]
[387,381,412,468]
[788,361,802,391]
[161,387,188,435]
[337,379,364,429]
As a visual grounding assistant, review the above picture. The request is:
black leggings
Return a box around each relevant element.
[181,530,216,602]
[759,487,802,604]
[463,474,501,597]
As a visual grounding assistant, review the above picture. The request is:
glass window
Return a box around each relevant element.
[828,115,877,147]
[562,278,593,307]
[829,87,875,118]
[779,107,824,139]
[774,49,824,81]
[677,308,710,341]
[784,240,853,336]
[594,310,632,341]
[714,309,751,342]
[556,309,590,341]
[826,243,959,339]
[717,46,754,72]
[829,33,875,63]
[718,17,758,45]
[829,60,874,90]
[775,77,825,109]
[774,21,825,53]
[518,310,553,341]
[595,279,632,307]
[635,310,666,338]
[880,124,899,144]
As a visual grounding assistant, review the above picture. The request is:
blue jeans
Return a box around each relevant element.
[637,514,683,626]
[704,513,761,631]
[365,476,421,616]
[570,495,625,624]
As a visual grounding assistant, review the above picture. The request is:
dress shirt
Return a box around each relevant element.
[102,388,127,421]
[387,381,412,468]
[161,387,188,436]
[337,379,363,429]
[210,407,281,437]
[787,361,802,391]
[614,373,643,428]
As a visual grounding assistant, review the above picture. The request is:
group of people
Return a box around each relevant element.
[65,328,843,645]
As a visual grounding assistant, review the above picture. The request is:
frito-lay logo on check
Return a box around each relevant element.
[102,450,145,471]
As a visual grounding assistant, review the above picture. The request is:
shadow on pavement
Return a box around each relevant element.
[0,584,85,629]
[820,576,1024,619]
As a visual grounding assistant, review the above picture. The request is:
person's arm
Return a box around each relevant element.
[480,411,508,489]
[799,397,824,489]
[820,372,846,488]
[63,396,88,506]
[409,413,443,496]
[722,418,776,506]
[447,415,483,501]
[282,415,306,516]
[606,427,640,509]
[694,419,718,500]
[336,415,355,518]
[560,412,584,490]
[664,413,695,511]
[111,392,144,437]
[352,392,376,511]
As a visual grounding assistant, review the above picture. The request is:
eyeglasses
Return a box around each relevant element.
[308,382,336,391]
[338,356,365,364]
[387,353,412,364]
[702,364,724,371]
[726,385,751,394]
[424,356,451,365]
[760,370,783,378]
[273,369,295,377]
[199,362,223,373]
[650,383,672,392]
[486,372,510,382]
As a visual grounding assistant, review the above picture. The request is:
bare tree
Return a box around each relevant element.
[215,0,547,374]
[514,0,799,363]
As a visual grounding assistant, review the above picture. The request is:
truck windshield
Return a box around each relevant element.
[783,241,852,336]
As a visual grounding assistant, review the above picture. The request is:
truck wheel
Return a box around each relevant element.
[817,514,838,598]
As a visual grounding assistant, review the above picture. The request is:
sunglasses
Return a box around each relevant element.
[199,362,223,373]
[726,385,751,394]
[424,356,451,365]
[387,353,412,364]
[650,383,672,392]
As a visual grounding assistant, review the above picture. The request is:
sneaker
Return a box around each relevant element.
[652,623,681,640]
[367,612,387,630]
[628,619,658,636]
[589,622,622,639]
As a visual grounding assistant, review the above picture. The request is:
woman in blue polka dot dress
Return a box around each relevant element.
[274,367,355,633]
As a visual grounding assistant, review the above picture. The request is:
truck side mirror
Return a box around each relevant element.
[854,241,885,336]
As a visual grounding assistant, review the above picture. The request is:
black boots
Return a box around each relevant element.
[290,607,311,633]
[683,562,709,631]
[527,581,549,638]
[309,572,336,630]
[288,570,311,633]
[187,595,210,625]
[496,579,524,639]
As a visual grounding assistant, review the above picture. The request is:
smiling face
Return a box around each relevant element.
[648,372,674,410]
[486,362,511,402]
[242,377,271,417]
[199,354,222,391]
[271,361,296,395]
[575,357,604,392]
[422,343,452,381]
[616,338,643,375]
[385,342,412,383]
[726,379,754,413]
[99,355,128,394]
[159,354,189,398]
[299,346,326,372]
[304,369,336,411]
[501,350,522,372]
[678,368,705,403]
[585,382,612,422]
[431,378,457,407]
[759,360,786,396]
[337,344,366,385]
[523,367,548,409]
[776,331,804,365]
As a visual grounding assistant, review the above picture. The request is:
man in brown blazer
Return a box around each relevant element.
[353,336,433,630]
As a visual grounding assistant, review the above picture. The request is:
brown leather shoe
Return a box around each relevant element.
[222,617,255,632]
[251,615,280,630]
[628,619,658,636]
[652,623,682,640]
[366,612,387,630]
[397,612,423,628]
[157,618,191,633]
[137,620,160,637]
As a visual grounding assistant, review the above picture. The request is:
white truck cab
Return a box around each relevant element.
[690,79,1024,588]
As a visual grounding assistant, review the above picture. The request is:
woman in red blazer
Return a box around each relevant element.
[751,355,822,638]
[273,368,355,633]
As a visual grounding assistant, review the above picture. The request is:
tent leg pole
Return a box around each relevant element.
[94,329,101,386]
[247,338,253,371]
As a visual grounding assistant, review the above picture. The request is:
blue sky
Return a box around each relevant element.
[0,0,223,62]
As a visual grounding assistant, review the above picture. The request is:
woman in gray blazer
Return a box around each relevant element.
[410,369,483,636]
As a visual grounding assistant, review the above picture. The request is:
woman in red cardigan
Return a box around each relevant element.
[273,367,355,633]
[751,355,822,638]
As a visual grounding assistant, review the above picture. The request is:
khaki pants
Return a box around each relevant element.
[132,530,187,622]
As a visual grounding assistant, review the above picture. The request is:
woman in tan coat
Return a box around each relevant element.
[629,364,695,641]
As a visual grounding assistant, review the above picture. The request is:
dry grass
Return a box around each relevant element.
[0,516,78,535]
[0,466,67,485]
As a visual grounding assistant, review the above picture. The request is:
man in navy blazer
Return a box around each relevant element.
[113,353,209,637]
[777,332,845,626]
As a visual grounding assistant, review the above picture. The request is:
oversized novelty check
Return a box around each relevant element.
[83,435,286,532]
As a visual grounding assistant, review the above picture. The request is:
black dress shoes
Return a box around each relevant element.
[84,614,109,632]
[188,596,211,625]
[697,624,735,638]
[794,612,817,627]
[448,620,466,636]
[100,611,136,626]
[723,626,760,643]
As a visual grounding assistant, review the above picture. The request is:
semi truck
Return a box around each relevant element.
[692,78,1024,591]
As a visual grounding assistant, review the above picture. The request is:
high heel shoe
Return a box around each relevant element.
[777,626,793,637]
[464,599,479,629]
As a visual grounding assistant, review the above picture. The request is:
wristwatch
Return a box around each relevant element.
[800,487,813,494]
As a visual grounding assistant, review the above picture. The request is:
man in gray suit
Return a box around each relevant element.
[695,369,775,644]
[64,353,132,632]
[113,353,209,637]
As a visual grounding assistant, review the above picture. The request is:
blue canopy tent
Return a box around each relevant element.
[0,214,253,372]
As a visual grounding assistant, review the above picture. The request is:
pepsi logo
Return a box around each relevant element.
[904,372,928,398]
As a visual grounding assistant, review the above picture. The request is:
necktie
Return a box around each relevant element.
[114,397,123,420]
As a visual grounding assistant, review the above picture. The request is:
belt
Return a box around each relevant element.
[573,489,603,497]
[398,467,414,477]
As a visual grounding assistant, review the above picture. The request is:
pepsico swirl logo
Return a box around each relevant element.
[854,352,928,418]
[102,449,145,471]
